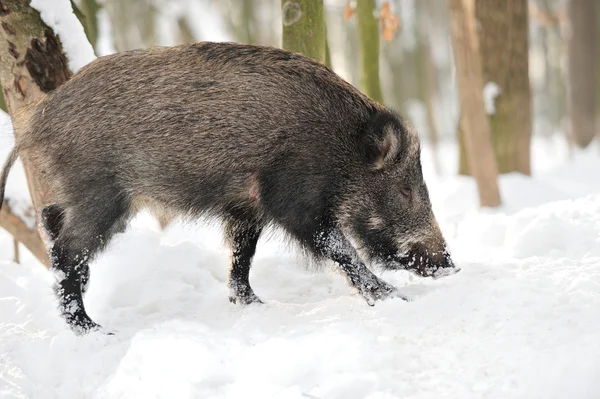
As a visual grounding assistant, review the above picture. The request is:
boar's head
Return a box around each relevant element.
[338,110,459,279]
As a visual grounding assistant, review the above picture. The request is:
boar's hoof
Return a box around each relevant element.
[228,284,263,305]
[358,278,409,306]
[70,318,102,336]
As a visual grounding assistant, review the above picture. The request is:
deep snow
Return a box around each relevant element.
[1,104,599,398]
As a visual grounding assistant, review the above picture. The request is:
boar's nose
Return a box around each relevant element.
[429,247,460,279]
[431,265,461,280]
[409,241,460,279]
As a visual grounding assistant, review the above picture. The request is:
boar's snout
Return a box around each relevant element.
[396,242,460,279]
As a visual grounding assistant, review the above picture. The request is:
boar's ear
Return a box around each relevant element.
[363,124,400,170]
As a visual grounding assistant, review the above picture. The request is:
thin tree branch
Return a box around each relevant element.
[0,200,49,267]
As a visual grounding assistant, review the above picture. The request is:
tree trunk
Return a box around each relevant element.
[281,0,326,64]
[104,0,155,51]
[324,27,331,68]
[477,0,532,174]
[597,0,600,138]
[457,117,469,175]
[416,0,442,175]
[1,200,48,265]
[221,0,256,45]
[13,236,19,263]
[458,0,532,175]
[79,0,99,52]
[448,0,501,207]
[355,0,384,104]
[538,1,567,140]
[177,17,195,45]
[567,0,597,148]
[0,0,73,266]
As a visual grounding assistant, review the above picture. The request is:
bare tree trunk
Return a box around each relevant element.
[416,0,442,175]
[241,0,255,44]
[448,0,501,207]
[220,0,257,44]
[458,0,532,175]
[597,0,600,140]
[104,0,155,51]
[1,201,47,264]
[567,0,597,148]
[13,237,19,263]
[324,27,331,68]
[355,0,384,104]
[177,17,195,45]
[281,0,326,64]
[0,0,74,266]
[457,117,469,175]
[79,0,99,52]
[477,0,532,174]
[537,0,567,139]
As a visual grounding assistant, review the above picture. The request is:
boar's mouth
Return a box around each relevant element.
[389,243,460,279]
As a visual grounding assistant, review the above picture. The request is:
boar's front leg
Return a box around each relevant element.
[314,228,409,305]
[224,213,264,305]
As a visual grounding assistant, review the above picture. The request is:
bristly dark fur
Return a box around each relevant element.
[1,42,458,334]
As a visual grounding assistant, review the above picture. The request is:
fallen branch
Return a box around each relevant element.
[0,200,48,267]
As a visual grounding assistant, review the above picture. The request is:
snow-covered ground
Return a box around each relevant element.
[1,102,599,397]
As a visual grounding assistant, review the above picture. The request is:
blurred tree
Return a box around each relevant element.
[597,1,600,136]
[221,0,256,44]
[415,0,441,175]
[177,17,195,45]
[254,0,281,48]
[448,0,501,207]
[535,0,567,138]
[0,0,76,265]
[355,0,384,104]
[0,87,6,112]
[459,0,532,175]
[324,27,331,68]
[241,0,256,44]
[104,0,156,51]
[281,0,327,64]
[567,0,597,148]
[72,0,99,52]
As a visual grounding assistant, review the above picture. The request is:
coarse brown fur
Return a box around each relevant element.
[0,42,458,334]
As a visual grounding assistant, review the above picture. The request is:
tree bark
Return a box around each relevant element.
[355,0,384,104]
[324,27,331,68]
[104,0,155,51]
[1,200,48,266]
[458,0,532,175]
[567,0,597,148]
[597,0,600,138]
[79,0,99,52]
[416,0,441,175]
[281,0,326,64]
[177,17,195,45]
[13,236,19,263]
[0,0,73,266]
[477,0,532,174]
[448,0,501,207]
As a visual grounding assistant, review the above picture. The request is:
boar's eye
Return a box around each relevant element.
[399,186,412,200]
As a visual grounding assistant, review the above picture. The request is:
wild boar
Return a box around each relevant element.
[0,42,459,334]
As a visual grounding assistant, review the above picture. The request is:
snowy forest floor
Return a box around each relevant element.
[1,108,599,398]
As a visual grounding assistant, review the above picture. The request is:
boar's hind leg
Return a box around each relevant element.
[41,204,65,241]
[224,213,264,305]
[49,197,130,334]
[313,228,408,305]
[42,205,91,295]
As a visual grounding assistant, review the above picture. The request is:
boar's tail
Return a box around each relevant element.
[0,146,19,212]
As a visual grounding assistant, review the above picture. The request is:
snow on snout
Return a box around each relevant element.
[432,265,461,279]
